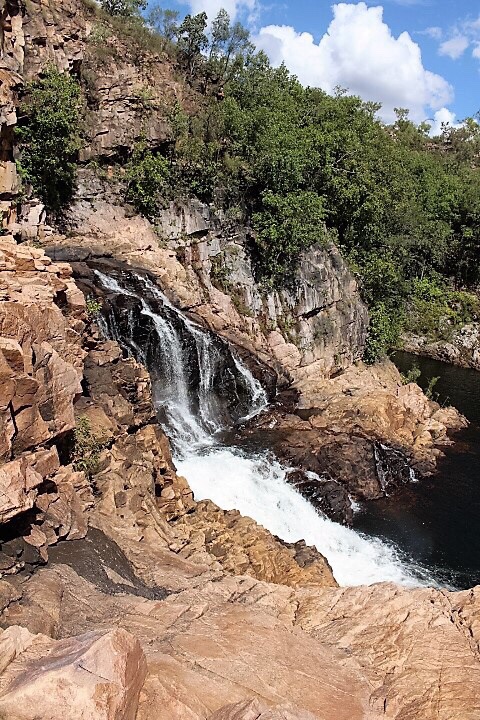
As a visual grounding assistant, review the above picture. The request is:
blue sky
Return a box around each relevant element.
[157,0,480,129]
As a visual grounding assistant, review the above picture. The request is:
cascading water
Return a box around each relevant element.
[94,269,438,588]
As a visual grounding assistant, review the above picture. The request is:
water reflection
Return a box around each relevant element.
[353,351,480,589]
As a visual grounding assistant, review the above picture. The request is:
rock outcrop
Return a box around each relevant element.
[48,193,368,386]
[0,625,147,720]
[2,558,480,720]
[0,237,93,572]
[402,325,480,372]
[1,4,480,719]
[238,359,466,521]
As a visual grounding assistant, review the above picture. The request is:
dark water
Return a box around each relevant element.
[353,351,480,589]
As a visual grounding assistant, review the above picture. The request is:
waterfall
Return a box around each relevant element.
[94,269,438,588]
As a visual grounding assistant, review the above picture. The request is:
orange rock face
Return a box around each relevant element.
[0,239,92,570]
[0,238,85,460]
[0,626,147,720]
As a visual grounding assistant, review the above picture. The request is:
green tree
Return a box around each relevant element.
[176,12,208,76]
[100,0,146,17]
[147,6,179,42]
[207,10,253,82]
[16,67,81,215]
[252,191,326,286]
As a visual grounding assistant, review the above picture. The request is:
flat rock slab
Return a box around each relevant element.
[48,527,169,600]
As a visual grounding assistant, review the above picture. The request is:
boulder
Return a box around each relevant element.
[0,626,147,720]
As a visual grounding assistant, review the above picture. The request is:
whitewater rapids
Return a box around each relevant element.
[95,268,436,588]
[176,447,433,587]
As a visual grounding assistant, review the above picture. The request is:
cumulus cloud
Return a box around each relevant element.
[187,0,257,22]
[255,3,453,123]
[429,107,462,136]
[439,35,469,59]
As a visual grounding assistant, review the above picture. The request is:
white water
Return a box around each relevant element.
[95,269,434,588]
[176,448,433,587]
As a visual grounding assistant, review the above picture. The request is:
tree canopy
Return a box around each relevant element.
[35,3,480,361]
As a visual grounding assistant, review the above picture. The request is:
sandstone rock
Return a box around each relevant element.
[209,699,317,720]
[0,457,43,523]
[0,241,85,459]
[5,563,480,720]
[52,197,367,386]
[0,626,147,720]
[172,499,336,588]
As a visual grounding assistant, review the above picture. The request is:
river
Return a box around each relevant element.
[353,350,480,590]
[95,269,441,588]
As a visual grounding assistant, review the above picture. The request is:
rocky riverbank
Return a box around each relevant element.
[0,237,480,720]
[1,2,480,718]
[402,326,480,372]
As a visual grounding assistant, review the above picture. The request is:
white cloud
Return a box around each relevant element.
[187,0,257,22]
[255,3,453,123]
[421,26,443,41]
[435,14,480,62]
[429,107,462,136]
[439,35,469,59]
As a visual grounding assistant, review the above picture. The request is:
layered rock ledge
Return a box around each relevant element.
[0,232,479,720]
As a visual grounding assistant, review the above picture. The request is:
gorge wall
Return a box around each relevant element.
[1,3,480,719]
[0,235,479,720]
[0,0,468,514]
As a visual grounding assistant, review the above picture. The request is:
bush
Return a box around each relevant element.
[401,365,421,385]
[363,302,403,364]
[86,296,102,318]
[16,67,82,215]
[252,191,326,286]
[405,277,480,341]
[72,416,105,478]
[125,141,171,220]
[100,0,146,17]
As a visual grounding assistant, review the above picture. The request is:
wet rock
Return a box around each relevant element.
[287,470,353,525]
[93,268,264,427]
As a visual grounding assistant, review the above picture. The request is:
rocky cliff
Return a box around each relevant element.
[1,3,479,719]
[2,0,465,501]
[0,236,479,720]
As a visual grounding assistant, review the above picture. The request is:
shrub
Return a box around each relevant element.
[125,141,171,220]
[86,296,102,318]
[363,302,403,364]
[252,191,326,287]
[72,416,105,478]
[100,0,146,17]
[405,277,480,341]
[16,67,82,215]
[425,375,440,400]
[401,364,422,385]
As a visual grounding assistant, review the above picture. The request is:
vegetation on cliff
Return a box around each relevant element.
[17,1,480,360]
[16,67,82,215]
